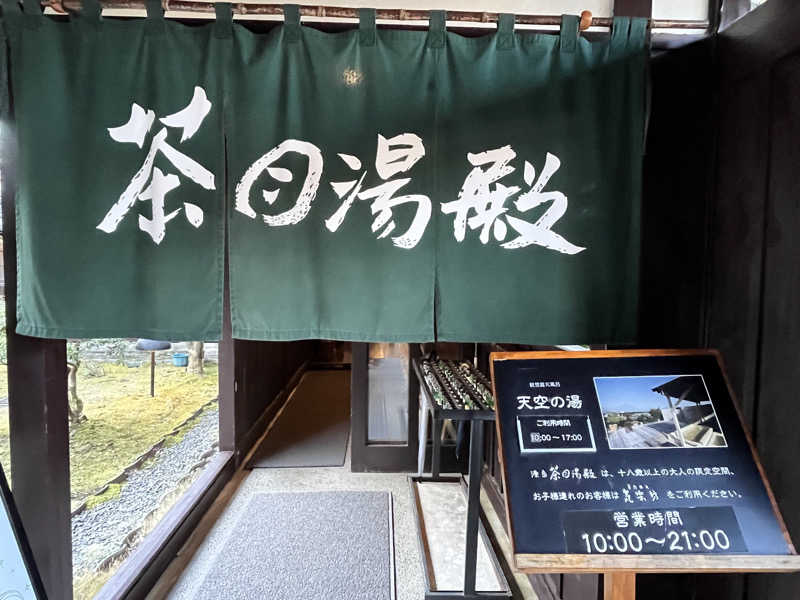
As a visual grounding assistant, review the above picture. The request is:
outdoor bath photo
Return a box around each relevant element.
[593,375,727,450]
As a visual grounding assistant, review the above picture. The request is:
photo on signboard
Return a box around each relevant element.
[593,374,727,450]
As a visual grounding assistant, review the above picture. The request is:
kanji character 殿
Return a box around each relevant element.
[443,146,586,255]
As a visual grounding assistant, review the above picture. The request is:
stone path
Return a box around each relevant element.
[72,407,219,575]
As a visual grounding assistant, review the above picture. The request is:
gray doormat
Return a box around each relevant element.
[249,370,350,468]
[194,491,394,600]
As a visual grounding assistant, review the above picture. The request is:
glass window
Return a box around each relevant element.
[70,339,219,599]
[367,343,409,443]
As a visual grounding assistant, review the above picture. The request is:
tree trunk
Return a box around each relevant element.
[66,361,86,424]
[187,341,204,375]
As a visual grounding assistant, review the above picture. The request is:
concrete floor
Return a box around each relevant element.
[162,369,510,600]
[164,449,511,600]
[417,481,504,592]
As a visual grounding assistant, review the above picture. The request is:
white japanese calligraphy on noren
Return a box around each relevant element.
[326,133,431,249]
[97,87,215,245]
[442,145,518,244]
[234,133,432,249]
[442,145,585,254]
[502,152,585,254]
[234,139,324,227]
[100,108,589,254]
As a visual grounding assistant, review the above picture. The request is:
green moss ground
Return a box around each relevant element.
[68,362,218,505]
[0,362,217,504]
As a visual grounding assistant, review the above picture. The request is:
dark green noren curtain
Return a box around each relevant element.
[434,15,647,344]
[227,7,436,341]
[2,0,226,340]
[228,10,646,343]
[2,4,647,344]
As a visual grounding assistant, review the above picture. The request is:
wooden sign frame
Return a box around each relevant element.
[490,349,800,575]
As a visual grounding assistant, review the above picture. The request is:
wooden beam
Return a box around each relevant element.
[41,0,706,29]
[514,553,800,573]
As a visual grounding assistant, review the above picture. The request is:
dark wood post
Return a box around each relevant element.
[613,0,653,18]
[2,122,73,599]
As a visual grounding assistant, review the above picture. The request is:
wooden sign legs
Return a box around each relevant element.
[604,572,636,600]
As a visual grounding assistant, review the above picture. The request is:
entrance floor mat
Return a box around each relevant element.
[194,491,394,600]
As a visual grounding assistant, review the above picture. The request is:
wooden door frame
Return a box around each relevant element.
[350,342,421,472]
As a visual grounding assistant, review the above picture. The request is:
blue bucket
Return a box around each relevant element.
[172,352,189,367]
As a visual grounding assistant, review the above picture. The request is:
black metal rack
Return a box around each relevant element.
[413,358,496,478]
[411,357,512,600]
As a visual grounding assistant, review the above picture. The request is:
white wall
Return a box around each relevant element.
[652,0,709,20]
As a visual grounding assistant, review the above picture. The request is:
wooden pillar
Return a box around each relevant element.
[349,342,369,471]
[613,0,652,18]
[2,124,73,598]
[613,0,653,48]
[604,572,636,600]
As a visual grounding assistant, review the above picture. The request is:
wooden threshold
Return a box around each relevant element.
[514,553,800,574]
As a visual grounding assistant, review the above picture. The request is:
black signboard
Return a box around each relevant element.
[491,350,800,573]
